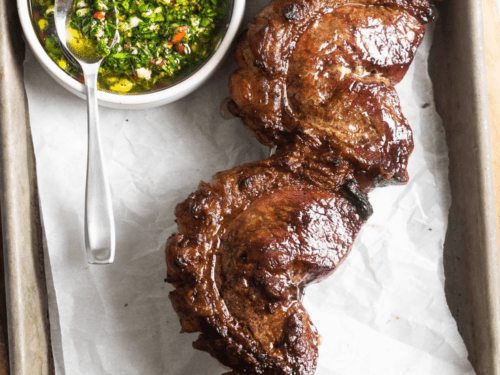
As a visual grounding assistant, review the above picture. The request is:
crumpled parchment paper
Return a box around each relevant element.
[23,2,476,374]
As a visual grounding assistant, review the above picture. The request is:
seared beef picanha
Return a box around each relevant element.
[166,1,434,374]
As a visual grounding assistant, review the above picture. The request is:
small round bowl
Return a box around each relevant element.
[17,0,245,109]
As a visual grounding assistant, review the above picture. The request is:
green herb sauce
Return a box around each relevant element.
[31,0,229,93]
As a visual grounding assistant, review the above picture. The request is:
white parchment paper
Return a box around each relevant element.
[24,2,476,374]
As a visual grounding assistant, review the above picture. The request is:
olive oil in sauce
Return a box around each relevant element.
[30,0,229,93]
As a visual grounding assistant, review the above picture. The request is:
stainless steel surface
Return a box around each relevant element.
[54,0,118,263]
[431,1,500,374]
[83,63,116,263]
[0,0,54,371]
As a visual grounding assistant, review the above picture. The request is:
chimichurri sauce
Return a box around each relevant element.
[31,0,229,93]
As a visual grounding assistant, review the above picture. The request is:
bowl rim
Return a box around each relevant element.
[17,0,245,106]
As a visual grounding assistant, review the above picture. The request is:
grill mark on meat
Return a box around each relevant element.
[283,3,301,20]
[343,180,374,220]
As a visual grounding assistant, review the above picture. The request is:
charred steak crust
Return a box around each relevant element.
[166,1,433,374]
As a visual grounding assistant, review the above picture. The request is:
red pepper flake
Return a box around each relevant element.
[124,44,130,51]
[175,44,185,55]
[149,59,156,67]
[172,26,188,44]
[171,0,176,4]
[133,71,138,81]
[166,41,173,47]
[93,11,106,20]
[158,60,166,67]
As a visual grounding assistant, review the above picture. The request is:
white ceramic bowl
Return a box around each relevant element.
[18,0,245,109]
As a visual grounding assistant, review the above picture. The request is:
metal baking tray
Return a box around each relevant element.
[430,0,500,374]
[2,0,498,374]
[0,0,54,373]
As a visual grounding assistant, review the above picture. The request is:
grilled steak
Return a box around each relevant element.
[166,0,434,373]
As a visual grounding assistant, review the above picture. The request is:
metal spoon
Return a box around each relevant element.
[54,1,119,264]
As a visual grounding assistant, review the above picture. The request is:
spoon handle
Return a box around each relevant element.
[83,65,115,264]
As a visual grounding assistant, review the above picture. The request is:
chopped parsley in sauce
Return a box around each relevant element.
[31,0,229,93]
